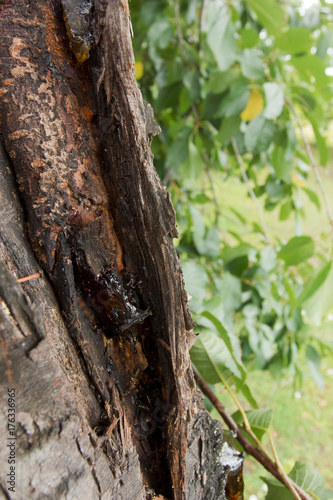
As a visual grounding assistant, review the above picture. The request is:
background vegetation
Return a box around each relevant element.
[131,0,333,497]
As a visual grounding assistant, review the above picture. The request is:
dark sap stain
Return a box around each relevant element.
[72,249,150,348]
[61,0,94,64]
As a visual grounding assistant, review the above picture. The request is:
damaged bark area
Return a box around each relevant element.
[0,0,243,498]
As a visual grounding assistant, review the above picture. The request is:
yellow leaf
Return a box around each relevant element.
[240,89,264,121]
[135,61,144,81]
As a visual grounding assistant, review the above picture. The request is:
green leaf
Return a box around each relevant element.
[313,486,333,500]
[302,261,333,326]
[296,157,311,172]
[276,27,312,55]
[306,113,329,166]
[302,187,320,210]
[260,246,277,272]
[201,92,225,120]
[190,328,233,384]
[296,261,332,306]
[263,83,284,119]
[263,462,328,499]
[219,86,250,117]
[190,206,220,259]
[147,18,172,49]
[190,205,205,251]
[245,0,286,36]
[237,382,258,408]
[272,145,292,181]
[291,54,329,90]
[188,140,204,179]
[278,236,315,266]
[265,180,285,203]
[185,0,200,24]
[283,274,296,308]
[207,68,239,94]
[190,329,257,407]
[182,261,209,301]
[238,49,265,79]
[184,70,201,103]
[218,273,242,314]
[178,86,191,114]
[168,57,184,83]
[156,81,183,109]
[229,207,247,225]
[289,462,325,491]
[218,116,241,144]
[316,30,333,60]
[292,87,316,112]
[191,193,211,204]
[233,408,272,441]
[244,115,276,153]
[167,128,191,167]
[279,199,293,221]
[217,149,228,168]
[200,310,246,379]
[263,477,293,500]
[204,226,220,259]
[306,345,324,389]
[205,4,236,71]
[222,243,252,265]
[238,28,259,49]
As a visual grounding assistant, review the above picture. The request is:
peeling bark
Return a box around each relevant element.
[0,1,243,499]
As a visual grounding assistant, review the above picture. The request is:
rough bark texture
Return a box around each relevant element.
[0,1,243,499]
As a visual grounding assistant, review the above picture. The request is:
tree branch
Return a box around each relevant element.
[192,365,311,500]
[288,101,333,231]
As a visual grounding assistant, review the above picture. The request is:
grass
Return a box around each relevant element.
[208,160,333,496]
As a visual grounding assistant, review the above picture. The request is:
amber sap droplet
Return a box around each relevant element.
[220,441,244,500]
[225,467,244,500]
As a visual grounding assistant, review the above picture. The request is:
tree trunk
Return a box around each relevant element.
[0,1,243,499]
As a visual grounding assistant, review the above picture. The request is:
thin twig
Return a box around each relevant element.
[202,150,221,225]
[17,272,42,283]
[213,365,268,453]
[231,137,271,245]
[192,364,311,500]
[199,0,208,33]
[268,434,302,500]
[288,101,333,231]
[174,0,186,59]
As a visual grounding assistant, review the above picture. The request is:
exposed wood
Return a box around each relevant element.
[90,1,197,496]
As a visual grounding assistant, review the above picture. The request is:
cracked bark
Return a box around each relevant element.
[0,1,243,499]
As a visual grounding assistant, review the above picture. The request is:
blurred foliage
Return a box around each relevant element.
[131,0,333,496]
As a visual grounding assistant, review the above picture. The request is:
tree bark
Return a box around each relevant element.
[0,1,243,499]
